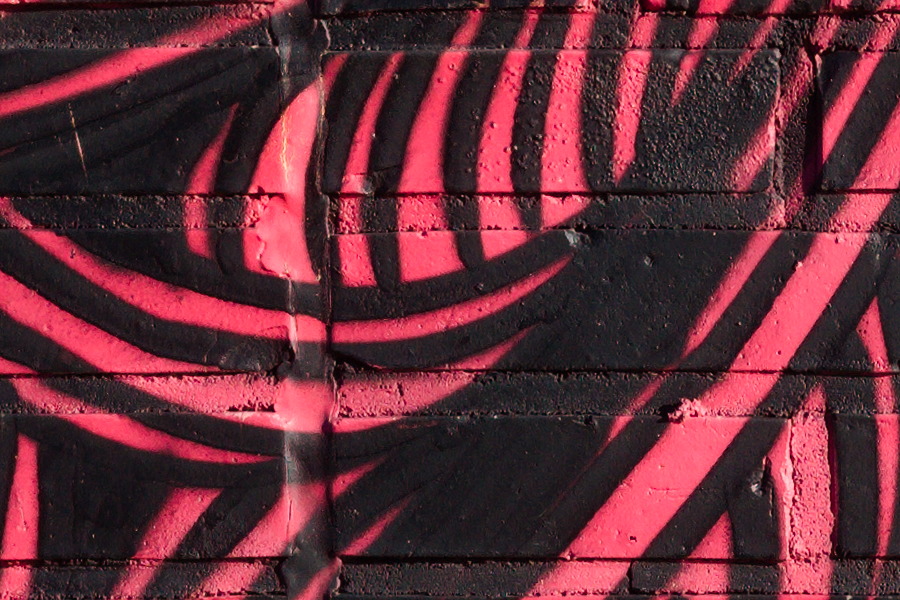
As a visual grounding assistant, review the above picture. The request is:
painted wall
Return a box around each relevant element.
[0,0,892,599]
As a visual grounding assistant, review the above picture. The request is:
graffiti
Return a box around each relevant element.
[0,1,896,600]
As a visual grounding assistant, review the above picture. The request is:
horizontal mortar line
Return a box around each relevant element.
[0,556,282,566]
[325,191,774,200]
[334,413,792,419]
[330,224,900,234]
[316,7,592,19]
[0,0,274,10]
[0,225,261,231]
[331,366,900,377]
[0,369,288,380]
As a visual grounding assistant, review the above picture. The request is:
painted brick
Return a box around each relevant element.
[322,50,778,195]
[830,414,900,558]
[0,562,282,599]
[332,416,789,560]
[0,5,272,47]
[333,194,775,233]
[819,53,900,191]
[332,230,900,373]
[641,0,826,13]
[0,412,310,560]
[338,561,629,596]
[0,48,280,195]
[0,226,334,375]
[318,0,583,15]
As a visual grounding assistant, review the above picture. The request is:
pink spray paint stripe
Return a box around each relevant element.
[397,12,483,195]
[613,13,657,184]
[877,415,899,560]
[185,105,239,260]
[729,0,794,82]
[856,301,899,573]
[333,254,569,343]
[341,497,412,555]
[248,84,328,287]
[58,413,273,465]
[227,482,317,557]
[0,48,193,122]
[0,356,34,375]
[398,196,452,231]
[0,435,38,565]
[0,437,37,600]
[12,380,273,463]
[341,53,405,195]
[561,145,897,569]
[858,298,894,374]
[398,232,467,282]
[337,234,378,287]
[821,18,900,167]
[9,226,299,340]
[118,489,221,591]
[733,19,839,194]
[541,12,596,193]
[613,52,653,183]
[565,418,787,559]
[0,0,306,123]
[713,29,836,345]
[476,10,540,194]
[0,267,210,373]
[671,0,736,107]
[682,231,780,357]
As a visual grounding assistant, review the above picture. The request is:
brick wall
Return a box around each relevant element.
[0,0,896,599]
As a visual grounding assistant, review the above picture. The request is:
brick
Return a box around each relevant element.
[0,412,316,560]
[338,561,629,596]
[0,48,280,195]
[322,50,778,195]
[0,5,272,48]
[336,371,812,417]
[332,416,789,560]
[332,230,900,373]
[319,0,582,15]
[830,414,900,557]
[2,196,262,229]
[0,226,332,375]
[819,53,900,191]
[333,194,775,233]
[0,374,314,414]
[325,12,625,52]
[642,0,826,14]
[337,371,900,418]
[631,562,781,594]
[0,562,282,599]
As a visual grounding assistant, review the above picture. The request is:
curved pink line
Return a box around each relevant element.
[333,254,570,343]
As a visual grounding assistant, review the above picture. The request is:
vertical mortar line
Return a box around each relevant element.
[315,11,341,591]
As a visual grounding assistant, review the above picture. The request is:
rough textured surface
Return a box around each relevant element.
[0,0,897,600]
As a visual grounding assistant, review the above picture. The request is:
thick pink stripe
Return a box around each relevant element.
[0,267,210,373]
[341,53,404,195]
[0,435,39,568]
[397,13,483,194]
